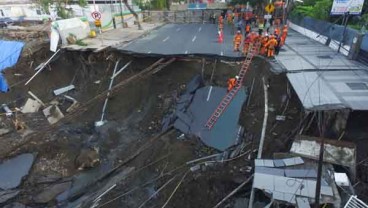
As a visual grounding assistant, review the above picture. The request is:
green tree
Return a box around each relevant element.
[36,0,87,19]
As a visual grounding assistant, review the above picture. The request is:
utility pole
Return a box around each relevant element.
[314,111,325,208]
[338,12,350,53]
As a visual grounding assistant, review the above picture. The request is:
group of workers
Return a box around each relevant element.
[232,24,289,58]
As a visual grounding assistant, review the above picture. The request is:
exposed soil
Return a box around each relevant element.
[0,42,367,208]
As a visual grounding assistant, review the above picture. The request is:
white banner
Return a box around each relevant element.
[330,0,365,15]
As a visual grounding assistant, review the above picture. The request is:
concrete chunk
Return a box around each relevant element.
[21,98,41,113]
[43,105,64,124]
[0,153,34,190]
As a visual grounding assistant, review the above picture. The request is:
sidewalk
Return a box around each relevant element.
[62,22,163,52]
[272,25,368,111]
[272,29,366,73]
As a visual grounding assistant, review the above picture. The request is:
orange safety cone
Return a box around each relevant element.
[218,31,223,43]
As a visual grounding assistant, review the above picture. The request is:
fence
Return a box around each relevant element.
[142,10,223,24]
[289,16,368,64]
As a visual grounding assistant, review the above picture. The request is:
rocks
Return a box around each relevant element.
[0,153,34,190]
[33,182,72,203]
[75,147,100,170]
[43,105,64,124]
[0,128,11,136]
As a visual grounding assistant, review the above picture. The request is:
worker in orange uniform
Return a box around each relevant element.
[227,76,239,92]
[233,30,242,51]
[274,26,280,36]
[265,35,278,58]
[243,34,251,55]
[245,23,251,35]
[281,25,288,45]
[249,32,260,53]
[260,35,269,56]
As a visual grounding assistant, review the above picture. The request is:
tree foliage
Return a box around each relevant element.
[290,0,333,21]
[36,0,87,19]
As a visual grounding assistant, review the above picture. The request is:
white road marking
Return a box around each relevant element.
[206,86,213,101]
[185,50,188,54]
[176,28,181,32]
[221,51,224,56]
[192,36,196,42]
[198,27,202,32]
[162,36,170,42]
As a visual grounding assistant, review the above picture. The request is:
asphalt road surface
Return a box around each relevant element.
[114,23,244,59]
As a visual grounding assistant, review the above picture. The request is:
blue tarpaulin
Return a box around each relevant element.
[0,40,24,92]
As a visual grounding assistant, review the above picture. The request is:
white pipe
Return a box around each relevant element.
[25,49,61,86]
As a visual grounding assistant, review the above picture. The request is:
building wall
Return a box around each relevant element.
[0,1,141,28]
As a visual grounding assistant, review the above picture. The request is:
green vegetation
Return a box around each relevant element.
[134,0,167,10]
[37,0,87,19]
[290,0,368,30]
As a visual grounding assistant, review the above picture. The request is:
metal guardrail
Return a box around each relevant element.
[344,195,368,208]
[142,10,223,24]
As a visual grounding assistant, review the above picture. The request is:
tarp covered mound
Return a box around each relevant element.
[0,40,24,92]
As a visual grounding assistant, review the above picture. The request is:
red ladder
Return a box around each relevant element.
[204,42,260,129]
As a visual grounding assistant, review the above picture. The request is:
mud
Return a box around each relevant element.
[0,43,367,207]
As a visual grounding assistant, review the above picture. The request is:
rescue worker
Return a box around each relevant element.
[218,15,224,25]
[227,76,239,92]
[260,35,269,56]
[265,35,278,58]
[250,32,260,53]
[245,23,251,34]
[227,12,233,24]
[258,20,264,35]
[275,35,282,55]
[233,30,242,51]
[243,34,251,54]
[274,26,280,36]
[281,25,288,45]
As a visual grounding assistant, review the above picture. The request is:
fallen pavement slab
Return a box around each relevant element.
[0,153,34,190]
[3,202,28,208]
[34,181,72,203]
[0,189,20,203]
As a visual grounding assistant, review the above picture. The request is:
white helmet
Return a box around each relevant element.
[235,75,239,79]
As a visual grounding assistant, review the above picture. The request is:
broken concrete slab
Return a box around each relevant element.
[0,189,20,203]
[0,128,11,136]
[34,182,72,203]
[0,153,34,190]
[185,74,203,94]
[43,105,64,124]
[21,98,41,113]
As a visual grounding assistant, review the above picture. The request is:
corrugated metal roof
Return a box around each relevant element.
[287,70,368,110]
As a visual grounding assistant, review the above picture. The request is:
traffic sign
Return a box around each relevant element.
[264,14,272,19]
[91,11,101,20]
[265,4,275,13]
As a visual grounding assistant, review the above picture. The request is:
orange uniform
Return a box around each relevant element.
[281,26,288,45]
[243,35,251,54]
[227,78,237,91]
[260,36,269,55]
[245,24,251,34]
[274,27,280,36]
[265,36,278,57]
[233,33,242,51]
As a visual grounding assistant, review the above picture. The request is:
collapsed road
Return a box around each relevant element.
[0,18,367,208]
